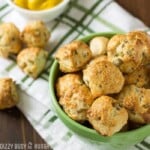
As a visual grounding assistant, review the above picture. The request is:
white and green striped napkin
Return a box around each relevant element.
[0,0,150,150]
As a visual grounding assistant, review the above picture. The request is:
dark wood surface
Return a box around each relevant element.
[0,1,149,150]
[116,0,150,26]
[0,107,51,149]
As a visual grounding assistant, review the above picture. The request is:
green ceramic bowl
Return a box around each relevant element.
[49,33,150,149]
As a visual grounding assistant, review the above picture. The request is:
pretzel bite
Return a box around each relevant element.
[17,47,48,78]
[56,74,94,122]
[118,85,150,124]
[107,31,150,73]
[89,36,109,57]
[21,20,50,48]
[124,66,150,88]
[56,73,84,97]
[87,96,128,136]
[88,55,108,64]
[0,78,19,109]
[0,22,22,57]
[55,41,92,72]
[83,60,124,98]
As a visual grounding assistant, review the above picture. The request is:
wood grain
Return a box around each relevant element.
[116,0,150,26]
[0,1,149,149]
[0,107,52,150]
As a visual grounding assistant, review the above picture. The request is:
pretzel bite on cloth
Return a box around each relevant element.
[17,47,48,78]
[0,78,19,109]
[21,20,50,48]
[0,22,22,57]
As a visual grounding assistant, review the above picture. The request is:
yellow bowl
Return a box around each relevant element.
[6,0,70,22]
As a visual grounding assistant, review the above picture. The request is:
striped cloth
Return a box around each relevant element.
[0,0,150,150]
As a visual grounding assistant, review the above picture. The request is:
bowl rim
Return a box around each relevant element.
[7,0,70,14]
[49,32,150,142]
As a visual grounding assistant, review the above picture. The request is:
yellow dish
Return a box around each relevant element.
[14,0,63,10]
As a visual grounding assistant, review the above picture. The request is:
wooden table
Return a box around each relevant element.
[0,1,149,150]
[116,0,150,26]
[0,107,51,150]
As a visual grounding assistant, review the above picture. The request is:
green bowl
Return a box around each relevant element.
[49,33,150,149]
